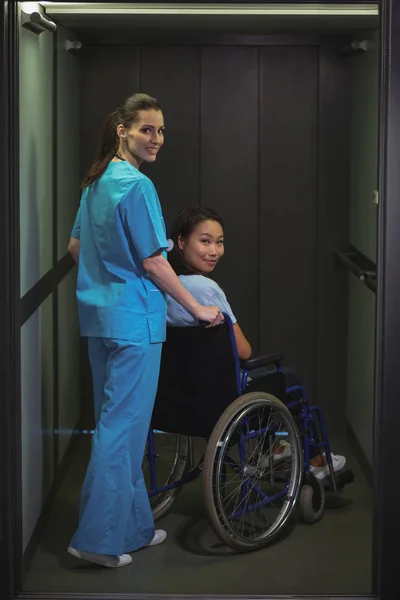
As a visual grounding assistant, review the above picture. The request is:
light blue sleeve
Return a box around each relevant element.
[166,277,237,327]
[209,288,237,325]
[71,205,81,240]
[120,179,168,261]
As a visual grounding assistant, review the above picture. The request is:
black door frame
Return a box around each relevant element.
[1,1,22,600]
[2,0,400,599]
[372,0,400,598]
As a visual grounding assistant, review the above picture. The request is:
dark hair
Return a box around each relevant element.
[169,206,224,276]
[81,93,162,189]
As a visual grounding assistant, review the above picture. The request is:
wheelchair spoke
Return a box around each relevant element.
[143,431,189,520]
[206,396,303,548]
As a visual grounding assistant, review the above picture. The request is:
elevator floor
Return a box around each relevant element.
[23,432,372,596]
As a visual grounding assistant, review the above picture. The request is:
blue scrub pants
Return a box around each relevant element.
[69,331,162,555]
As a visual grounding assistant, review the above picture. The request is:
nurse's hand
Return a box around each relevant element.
[143,256,223,326]
[195,306,224,326]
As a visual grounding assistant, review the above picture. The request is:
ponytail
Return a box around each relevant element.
[81,109,120,189]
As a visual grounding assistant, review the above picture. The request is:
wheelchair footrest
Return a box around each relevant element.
[323,468,354,492]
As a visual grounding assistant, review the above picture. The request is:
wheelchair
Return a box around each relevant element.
[143,314,354,553]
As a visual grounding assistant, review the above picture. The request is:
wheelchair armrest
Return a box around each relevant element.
[241,351,285,371]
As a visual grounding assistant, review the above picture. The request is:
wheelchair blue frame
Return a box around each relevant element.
[146,313,336,507]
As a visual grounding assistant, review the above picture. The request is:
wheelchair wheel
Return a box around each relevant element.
[299,474,325,524]
[203,392,303,552]
[143,431,189,521]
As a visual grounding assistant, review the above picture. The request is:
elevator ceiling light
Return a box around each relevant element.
[40,3,379,17]
[21,2,42,14]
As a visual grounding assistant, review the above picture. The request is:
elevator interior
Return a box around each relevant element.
[19,2,379,596]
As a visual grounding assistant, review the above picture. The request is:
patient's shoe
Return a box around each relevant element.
[68,546,132,568]
[310,452,346,480]
[147,529,167,546]
[258,441,291,469]
[273,440,291,461]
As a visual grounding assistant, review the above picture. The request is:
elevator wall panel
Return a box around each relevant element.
[201,46,259,349]
[259,46,318,399]
[58,271,81,463]
[19,26,53,296]
[346,30,379,453]
[21,297,54,551]
[80,47,140,177]
[57,28,81,258]
[347,277,375,465]
[350,30,378,263]
[19,22,55,553]
[316,48,350,431]
[140,47,201,227]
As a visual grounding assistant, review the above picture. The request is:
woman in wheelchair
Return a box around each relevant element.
[166,206,346,482]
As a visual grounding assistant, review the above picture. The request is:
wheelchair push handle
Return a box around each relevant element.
[198,311,228,328]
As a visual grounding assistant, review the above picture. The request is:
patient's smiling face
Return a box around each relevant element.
[178,219,225,274]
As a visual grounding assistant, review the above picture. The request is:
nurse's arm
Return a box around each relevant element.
[143,252,221,324]
[68,237,80,263]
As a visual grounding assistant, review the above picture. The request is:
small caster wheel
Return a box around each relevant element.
[299,474,325,524]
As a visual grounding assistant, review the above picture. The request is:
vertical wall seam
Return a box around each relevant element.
[198,45,202,207]
[257,45,262,356]
[315,44,321,408]
[137,45,141,91]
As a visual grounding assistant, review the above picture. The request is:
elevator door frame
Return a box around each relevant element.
[1,1,400,600]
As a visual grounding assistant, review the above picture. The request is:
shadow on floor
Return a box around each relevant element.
[23,432,372,596]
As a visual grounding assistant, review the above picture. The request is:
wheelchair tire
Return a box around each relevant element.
[299,475,325,524]
[203,392,303,553]
[144,432,189,521]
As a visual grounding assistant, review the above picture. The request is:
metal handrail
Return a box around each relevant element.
[335,248,377,294]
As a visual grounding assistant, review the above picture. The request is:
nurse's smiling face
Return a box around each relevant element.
[117,109,165,168]
[178,220,225,274]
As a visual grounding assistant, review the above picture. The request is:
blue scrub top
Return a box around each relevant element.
[71,161,169,343]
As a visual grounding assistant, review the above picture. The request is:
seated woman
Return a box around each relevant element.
[166,206,346,481]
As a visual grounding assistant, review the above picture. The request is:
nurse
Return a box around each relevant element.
[66,93,222,568]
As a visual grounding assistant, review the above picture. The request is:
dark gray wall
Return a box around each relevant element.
[80,42,349,432]
[346,30,379,465]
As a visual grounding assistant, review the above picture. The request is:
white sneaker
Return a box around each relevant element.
[68,546,132,568]
[147,529,167,547]
[258,441,291,469]
[273,440,292,462]
[310,453,346,480]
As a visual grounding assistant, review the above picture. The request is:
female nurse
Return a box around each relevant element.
[66,93,222,568]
